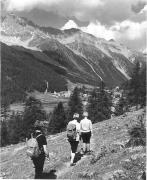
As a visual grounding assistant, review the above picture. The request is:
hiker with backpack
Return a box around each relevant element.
[67,113,80,166]
[26,126,49,179]
[80,112,93,155]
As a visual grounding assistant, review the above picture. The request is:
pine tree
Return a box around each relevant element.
[88,81,111,123]
[125,61,146,107]
[128,62,141,105]
[48,102,66,134]
[88,88,99,123]
[1,120,9,146]
[7,112,24,144]
[67,87,83,122]
[98,81,111,120]
[115,95,128,116]
[22,96,47,137]
[139,67,146,107]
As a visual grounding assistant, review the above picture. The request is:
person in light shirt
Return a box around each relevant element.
[67,113,80,166]
[80,112,92,154]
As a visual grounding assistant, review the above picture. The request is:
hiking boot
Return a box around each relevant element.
[70,163,76,166]
[85,150,93,155]
[86,151,91,155]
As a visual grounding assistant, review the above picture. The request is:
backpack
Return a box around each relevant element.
[67,123,77,141]
[26,134,42,158]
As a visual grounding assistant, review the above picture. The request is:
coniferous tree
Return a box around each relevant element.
[88,88,99,123]
[88,81,111,123]
[127,61,141,105]
[124,61,146,107]
[22,96,47,137]
[67,87,83,122]
[7,112,24,144]
[1,120,9,146]
[115,95,128,116]
[1,97,47,146]
[48,102,66,134]
[99,81,111,119]
[139,67,146,107]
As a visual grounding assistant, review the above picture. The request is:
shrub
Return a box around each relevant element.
[125,114,146,147]
[90,146,107,164]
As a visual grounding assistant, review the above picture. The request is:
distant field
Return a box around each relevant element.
[9,92,69,114]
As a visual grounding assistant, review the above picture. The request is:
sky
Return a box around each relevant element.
[1,0,147,51]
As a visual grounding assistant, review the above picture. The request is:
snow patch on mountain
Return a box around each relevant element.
[61,20,79,30]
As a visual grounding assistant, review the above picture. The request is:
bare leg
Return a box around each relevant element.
[70,152,75,164]
[87,143,90,152]
[83,143,86,152]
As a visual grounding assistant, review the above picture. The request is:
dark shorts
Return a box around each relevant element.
[69,140,79,153]
[81,131,91,143]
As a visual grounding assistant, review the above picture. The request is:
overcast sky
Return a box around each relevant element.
[1,0,147,51]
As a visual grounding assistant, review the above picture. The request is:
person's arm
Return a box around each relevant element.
[42,135,49,158]
[76,123,80,133]
[43,145,49,158]
[80,121,82,131]
[89,120,93,134]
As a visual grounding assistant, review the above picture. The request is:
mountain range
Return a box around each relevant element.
[1,13,146,105]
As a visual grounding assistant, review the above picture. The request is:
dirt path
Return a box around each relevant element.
[56,136,96,179]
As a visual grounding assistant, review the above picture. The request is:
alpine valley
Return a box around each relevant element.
[1,13,146,105]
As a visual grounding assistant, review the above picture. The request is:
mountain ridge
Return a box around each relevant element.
[1,14,146,104]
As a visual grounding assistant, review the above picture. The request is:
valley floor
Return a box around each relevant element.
[0,109,146,179]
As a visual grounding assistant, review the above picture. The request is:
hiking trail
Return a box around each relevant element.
[56,136,96,179]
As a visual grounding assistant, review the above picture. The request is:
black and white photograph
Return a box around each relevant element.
[0,0,146,179]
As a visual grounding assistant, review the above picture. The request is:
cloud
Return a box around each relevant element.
[2,0,146,50]
[81,22,115,40]
[114,20,147,40]
[2,0,103,12]
[113,20,147,50]
[2,0,145,25]
[131,1,147,13]
[139,3,147,13]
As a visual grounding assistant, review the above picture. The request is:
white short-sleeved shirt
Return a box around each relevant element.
[68,119,80,141]
[80,118,92,133]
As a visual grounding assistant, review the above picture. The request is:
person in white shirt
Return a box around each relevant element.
[80,112,92,154]
[67,113,80,166]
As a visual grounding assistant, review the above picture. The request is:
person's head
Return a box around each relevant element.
[73,113,79,120]
[83,111,88,117]
[34,126,42,133]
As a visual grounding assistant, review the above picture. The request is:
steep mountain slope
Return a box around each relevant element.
[1,43,67,105]
[1,13,146,100]
[0,109,145,179]
[56,30,145,80]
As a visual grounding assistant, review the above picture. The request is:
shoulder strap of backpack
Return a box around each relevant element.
[36,134,43,139]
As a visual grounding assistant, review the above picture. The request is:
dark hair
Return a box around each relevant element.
[35,126,42,131]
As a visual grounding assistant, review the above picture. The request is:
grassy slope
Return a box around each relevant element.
[9,92,69,114]
[0,109,145,179]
